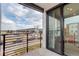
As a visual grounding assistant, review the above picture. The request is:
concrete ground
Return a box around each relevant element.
[23,48,60,56]
[64,43,79,56]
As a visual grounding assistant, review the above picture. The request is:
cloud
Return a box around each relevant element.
[1,3,43,30]
[25,18,42,28]
[25,25,34,29]
[33,19,43,28]
[1,15,17,30]
[33,10,42,15]
[8,3,43,29]
[2,16,15,24]
[16,24,34,30]
[8,4,29,17]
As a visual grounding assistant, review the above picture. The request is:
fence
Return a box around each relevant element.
[0,31,42,56]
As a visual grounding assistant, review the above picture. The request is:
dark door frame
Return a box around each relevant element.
[46,3,68,56]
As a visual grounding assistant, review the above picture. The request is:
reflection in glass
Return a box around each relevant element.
[64,4,79,56]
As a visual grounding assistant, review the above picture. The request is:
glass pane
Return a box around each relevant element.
[64,3,79,56]
[48,8,62,54]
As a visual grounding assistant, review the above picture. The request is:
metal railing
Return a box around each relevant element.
[0,31,42,56]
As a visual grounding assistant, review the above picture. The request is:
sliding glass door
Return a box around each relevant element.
[47,8,62,54]
[47,3,79,56]
[64,3,79,56]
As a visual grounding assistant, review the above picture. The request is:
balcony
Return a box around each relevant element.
[0,31,60,56]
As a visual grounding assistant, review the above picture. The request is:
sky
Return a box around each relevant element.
[1,3,79,30]
[65,15,79,24]
[1,3,43,30]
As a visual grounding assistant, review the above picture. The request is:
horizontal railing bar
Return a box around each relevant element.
[5,37,23,39]
[5,43,25,46]
[5,43,26,48]
[5,49,26,53]
[5,43,27,48]
[1,36,40,40]
[7,43,40,55]
[5,38,40,43]
[0,39,38,45]
[4,42,40,56]
[5,42,40,51]
[5,39,40,45]
[0,32,28,36]
[0,32,40,36]
[5,42,40,50]
[5,51,25,56]
[5,47,26,53]
[5,49,26,55]
[4,37,40,40]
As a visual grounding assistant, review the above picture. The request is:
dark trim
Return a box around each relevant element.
[60,5,64,55]
[46,11,49,49]
[26,32,29,53]
[3,35,5,56]
[19,3,44,13]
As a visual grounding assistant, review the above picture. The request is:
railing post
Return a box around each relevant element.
[39,32,42,48]
[74,33,75,45]
[3,35,5,56]
[26,31,29,53]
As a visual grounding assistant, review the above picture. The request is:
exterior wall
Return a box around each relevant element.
[42,10,46,48]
